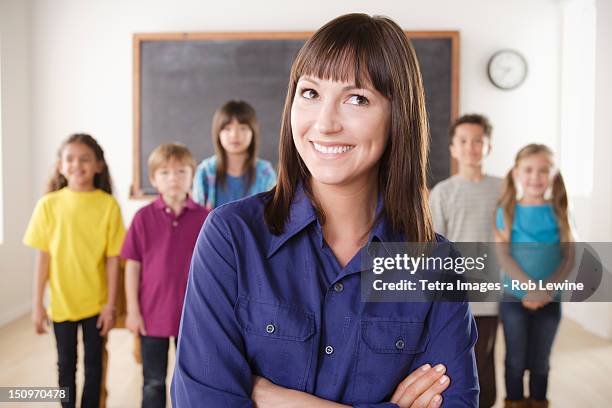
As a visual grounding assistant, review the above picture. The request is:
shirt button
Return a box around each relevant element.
[333,282,344,293]
[265,324,275,334]
[395,339,405,350]
[165,208,171,213]
[172,221,178,227]
[325,345,334,355]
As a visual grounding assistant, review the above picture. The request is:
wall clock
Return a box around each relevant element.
[487,49,528,90]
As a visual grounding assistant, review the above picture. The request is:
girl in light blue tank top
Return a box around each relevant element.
[494,144,573,407]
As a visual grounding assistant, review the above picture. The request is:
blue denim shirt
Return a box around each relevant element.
[171,187,479,407]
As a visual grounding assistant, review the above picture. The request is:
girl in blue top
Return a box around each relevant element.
[192,100,277,210]
[495,144,573,408]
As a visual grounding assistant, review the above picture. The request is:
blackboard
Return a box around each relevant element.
[132,32,459,197]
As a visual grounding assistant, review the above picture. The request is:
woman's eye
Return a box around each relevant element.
[300,88,318,100]
[347,95,369,105]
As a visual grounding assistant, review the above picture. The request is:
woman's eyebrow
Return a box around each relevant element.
[299,76,319,85]
[342,84,362,92]
[299,76,365,93]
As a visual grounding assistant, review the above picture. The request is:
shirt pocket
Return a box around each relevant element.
[353,318,429,403]
[235,297,316,391]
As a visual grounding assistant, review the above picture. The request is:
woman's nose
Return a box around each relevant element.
[313,102,342,134]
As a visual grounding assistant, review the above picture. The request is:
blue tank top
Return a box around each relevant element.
[496,204,561,299]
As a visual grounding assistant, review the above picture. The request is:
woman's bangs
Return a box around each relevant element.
[293,34,390,96]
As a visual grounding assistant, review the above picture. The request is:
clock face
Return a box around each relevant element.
[487,50,528,90]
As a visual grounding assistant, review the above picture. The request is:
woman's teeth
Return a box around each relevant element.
[313,142,354,154]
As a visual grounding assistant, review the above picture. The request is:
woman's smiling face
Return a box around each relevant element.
[291,75,391,189]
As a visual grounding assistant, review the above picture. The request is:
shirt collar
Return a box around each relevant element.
[184,196,201,210]
[267,184,403,258]
[153,195,200,212]
[267,184,318,258]
[153,196,166,210]
[367,197,403,256]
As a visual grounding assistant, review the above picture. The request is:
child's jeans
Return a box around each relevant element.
[53,315,104,408]
[140,335,176,408]
[500,299,561,401]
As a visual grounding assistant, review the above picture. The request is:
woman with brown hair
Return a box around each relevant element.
[173,14,478,407]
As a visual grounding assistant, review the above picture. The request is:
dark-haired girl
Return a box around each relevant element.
[192,100,276,210]
[173,14,478,407]
[24,134,125,408]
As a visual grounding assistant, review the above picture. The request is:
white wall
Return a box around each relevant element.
[27,0,562,222]
[563,0,612,339]
[0,0,34,325]
[8,0,595,327]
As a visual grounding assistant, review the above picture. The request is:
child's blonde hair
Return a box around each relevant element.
[148,143,196,178]
[497,143,571,242]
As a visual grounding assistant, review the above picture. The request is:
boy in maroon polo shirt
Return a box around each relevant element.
[121,143,209,408]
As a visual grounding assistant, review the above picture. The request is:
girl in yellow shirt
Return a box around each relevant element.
[24,133,125,408]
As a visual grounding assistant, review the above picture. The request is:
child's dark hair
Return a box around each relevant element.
[47,133,113,194]
[211,100,259,190]
[449,113,493,143]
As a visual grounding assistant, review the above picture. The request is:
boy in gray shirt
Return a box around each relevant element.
[429,114,503,408]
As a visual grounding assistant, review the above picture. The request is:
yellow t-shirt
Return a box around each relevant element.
[23,188,125,322]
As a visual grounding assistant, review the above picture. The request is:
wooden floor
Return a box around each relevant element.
[0,315,611,407]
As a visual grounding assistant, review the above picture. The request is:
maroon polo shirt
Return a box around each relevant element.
[121,196,209,337]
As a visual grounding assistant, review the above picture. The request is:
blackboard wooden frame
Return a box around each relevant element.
[131,31,459,199]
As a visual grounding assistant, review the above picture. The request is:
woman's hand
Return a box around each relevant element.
[96,304,116,336]
[251,363,450,408]
[125,310,147,336]
[390,364,449,408]
[252,376,345,407]
[32,304,48,334]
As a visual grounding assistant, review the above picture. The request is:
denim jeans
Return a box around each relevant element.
[474,316,499,407]
[500,299,561,401]
[140,336,177,408]
[53,315,103,408]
